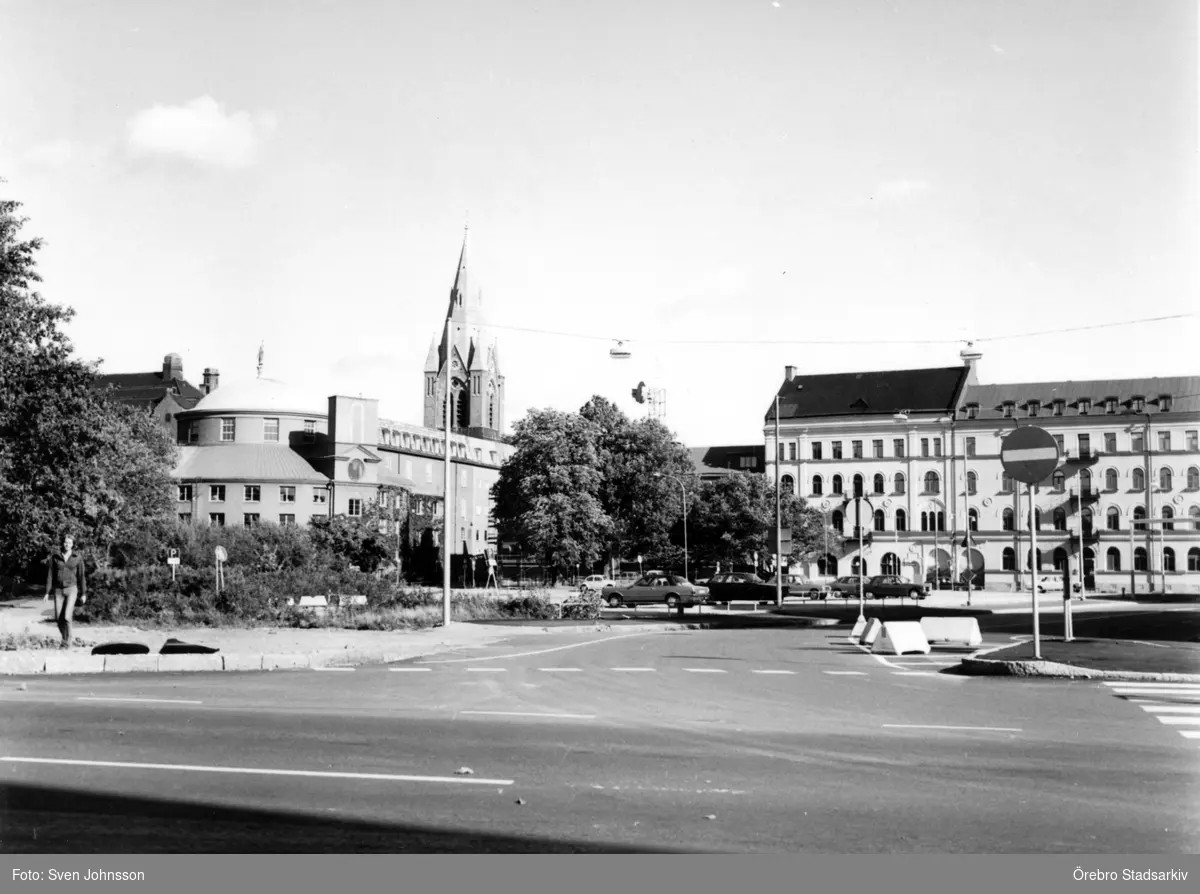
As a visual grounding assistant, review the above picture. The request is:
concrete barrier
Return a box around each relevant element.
[919,616,983,647]
[43,654,106,674]
[872,621,932,656]
[103,655,160,673]
[158,654,224,673]
[297,596,328,608]
[859,618,883,646]
[850,616,867,640]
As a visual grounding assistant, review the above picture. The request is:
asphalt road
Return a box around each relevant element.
[2,625,1198,853]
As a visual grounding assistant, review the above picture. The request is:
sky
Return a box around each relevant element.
[2,0,1197,447]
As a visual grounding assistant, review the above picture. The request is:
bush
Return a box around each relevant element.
[497,593,560,620]
[560,591,603,621]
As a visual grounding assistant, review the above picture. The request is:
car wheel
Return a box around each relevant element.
[909,589,923,600]
[607,595,622,608]
[666,595,679,608]
[808,588,820,598]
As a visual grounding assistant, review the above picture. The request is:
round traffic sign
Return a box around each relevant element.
[1001,426,1060,485]
[214,546,228,562]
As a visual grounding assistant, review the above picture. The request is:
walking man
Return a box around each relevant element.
[44,533,86,648]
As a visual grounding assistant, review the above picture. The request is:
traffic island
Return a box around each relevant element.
[961,637,1200,682]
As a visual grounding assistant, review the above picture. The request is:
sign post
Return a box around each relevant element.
[1001,426,1060,660]
[214,546,227,594]
[843,496,873,625]
[167,548,180,583]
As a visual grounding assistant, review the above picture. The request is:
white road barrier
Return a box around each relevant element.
[872,621,932,656]
[919,616,983,647]
[859,618,884,646]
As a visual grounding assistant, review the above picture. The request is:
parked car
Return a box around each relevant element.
[579,574,616,594]
[705,572,789,602]
[599,573,710,608]
[787,576,832,599]
[863,575,928,601]
[828,575,869,598]
[1022,574,1082,595]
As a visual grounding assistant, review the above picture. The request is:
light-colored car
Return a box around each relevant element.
[599,573,710,609]
[1023,574,1082,595]
[579,574,616,594]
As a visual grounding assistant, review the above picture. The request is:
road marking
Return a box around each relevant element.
[466,667,508,673]
[683,668,726,674]
[459,710,595,719]
[824,670,868,676]
[883,724,1021,732]
[1140,705,1200,714]
[388,667,431,673]
[1180,731,1200,739]
[75,697,203,705]
[312,667,354,672]
[1107,686,1200,695]
[1155,716,1200,726]
[892,671,939,677]
[538,667,581,672]
[1104,682,1200,690]
[418,631,658,664]
[611,667,656,672]
[751,670,795,675]
[0,756,514,786]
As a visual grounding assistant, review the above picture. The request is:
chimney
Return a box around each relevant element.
[784,365,796,382]
[959,344,983,386]
[203,368,220,394]
[162,352,183,382]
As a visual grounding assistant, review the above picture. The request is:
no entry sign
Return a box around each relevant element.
[1001,426,1060,485]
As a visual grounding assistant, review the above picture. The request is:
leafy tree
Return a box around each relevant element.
[309,500,394,573]
[0,190,176,577]
[490,409,609,584]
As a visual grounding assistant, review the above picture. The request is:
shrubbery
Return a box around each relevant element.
[560,591,603,620]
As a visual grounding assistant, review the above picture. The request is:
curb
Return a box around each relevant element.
[958,643,1200,682]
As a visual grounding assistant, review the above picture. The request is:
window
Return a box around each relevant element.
[832,511,844,534]
[1082,507,1093,535]
[920,438,929,457]
[965,437,976,457]
[1133,506,1147,529]
[1002,403,1014,418]
[313,489,327,504]
[1106,548,1121,572]
[811,442,823,460]
[1189,548,1200,572]
[832,475,843,495]
[1132,468,1145,490]
[243,485,260,502]
[1034,508,1043,529]
[1160,468,1173,491]
[1106,507,1120,530]
[1159,431,1171,451]
[177,485,192,502]
[1002,547,1016,571]
[781,474,795,495]
[348,499,363,517]
[812,475,823,495]
[1134,547,1148,571]
[220,417,236,441]
[850,440,862,459]
[1104,433,1117,453]
[243,513,260,528]
[1132,396,1145,413]
[895,509,907,531]
[1052,470,1065,492]
[1182,430,1198,451]
[1027,400,1040,417]
[1105,468,1119,490]
[777,442,785,461]
[967,471,977,495]
[1053,434,1065,453]
[209,513,225,526]
[968,508,978,531]
[873,473,885,494]
[1132,430,1145,452]
[894,472,906,494]
[1027,549,1043,570]
[209,485,226,502]
[1053,400,1065,416]
[893,438,905,458]
[873,439,883,458]
[873,509,885,532]
[302,420,316,443]
[852,474,864,498]
[1078,399,1091,415]
[933,438,942,457]
[832,441,843,460]
[1160,395,1173,412]
[1104,398,1117,415]
[1164,547,1176,572]
[1078,434,1090,455]
[1053,508,1067,531]
[1080,468,1092,495]
[1053,547,1067,571]
[1003,508,1014,531]
[187,424,198,444]
[788,442,796,461]
[923,471,939,494]
[263,418,280,442]
[1188,467,1199,490]
[279,514,296,527]
[280,486,296,503]
[1002,472,1014,492]
[1162,505,1174,531]
[920,511,929,532]
[178,513,192,523]
[966,404,979,419]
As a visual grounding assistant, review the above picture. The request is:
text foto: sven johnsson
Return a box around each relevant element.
[13,870,146,882]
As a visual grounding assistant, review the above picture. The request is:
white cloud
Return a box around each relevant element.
[873,178,930,202]
[126,96,277,168]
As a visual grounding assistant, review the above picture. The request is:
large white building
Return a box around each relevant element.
[765,349,1200,593]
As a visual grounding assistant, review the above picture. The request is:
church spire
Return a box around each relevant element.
[447,224,469,321]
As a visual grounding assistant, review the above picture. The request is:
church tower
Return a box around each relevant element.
[423,228,505,438]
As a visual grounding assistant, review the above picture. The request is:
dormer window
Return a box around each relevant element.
[965,404,979,420]
[1104,398,1117,414]
[1027,400,1040,417]
[1158,394,1172,412]
[1002,402,1015,418]
[1052,400,1064,416]
[1078,399,1091,415]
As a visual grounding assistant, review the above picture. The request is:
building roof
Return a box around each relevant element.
[767,367,969,422]
[689,445,765,475]
[172,445,329,482]
[186,377,326,417]
[962,376,1200,420]
[95,371,205,407]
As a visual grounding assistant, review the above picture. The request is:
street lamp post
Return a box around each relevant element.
[656,473,689,581]
[775,393,783,607]
[442,316,453,627]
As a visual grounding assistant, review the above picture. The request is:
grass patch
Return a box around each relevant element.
[0,633,93,651]
[284,589,560,630]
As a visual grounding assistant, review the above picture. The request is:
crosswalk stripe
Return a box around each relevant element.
[824,671,868,676]
[751,670,795,675]
[611,667,656,672]
[1155,716,1200,726]
[1140,705,1200,714]
[1103,681,1200,688]
[683,668,727,674]
[1179,731,1200,739]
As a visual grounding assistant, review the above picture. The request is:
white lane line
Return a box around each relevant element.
[1156,716,1200,726]
[683,668,727,674]
[76,697,203,705]
[1180,731,1200,739]
[1140,705,1200,714]
[611,667,656,672]
[1104,682,1200,690]
[0,756,514,786]
[466,667,508,673]
[388,667,431,673]
[883,724,1022,733]
[892,672,939,677]
[538,667,581,673]
[312,667,354,672]
[418,631,658,664]
[459,710,595,719]
[1108,687,1200,695]
[824,671,868,676]
[751,670,795,675]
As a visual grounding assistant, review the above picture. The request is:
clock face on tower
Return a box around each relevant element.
[348,458,364,481]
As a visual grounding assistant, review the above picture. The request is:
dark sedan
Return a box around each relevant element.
[705,572,790,603]
[864,575,928,601]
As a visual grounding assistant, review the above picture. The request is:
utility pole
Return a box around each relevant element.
[775,394,783,607]
[442,316,453,627]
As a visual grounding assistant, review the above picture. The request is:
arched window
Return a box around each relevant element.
[781,474,795,495]
[1052,470,1065,491]
[1162,505,1174,531]
[1133,506,1147,530]
[1002,547,1016,571]
[1002,472,1014,491]
[1189,467,1200,490]
[1107,547,1122,572]
[832,475,844,495]
[853,474,864,498]
[936,511,945,531]
[1003,508,1014,531]
[1163,547,1176,572]
[924,471,940,494]
[456,390,469,429]
[920,511,930,532]
[881,552,900,575]
[1034,507,1043,529]
[873,473,885,494]
[1080,469,1092,495]
[894,473,906,495]
[1053,547,1068,571]
[1106,507,1120,530]
[1105,468,1119,491]
[873,509,885,532]
[895,509,907,532]
[1160,467,1173,491]
[1134,547,1148,571]
[1133,468,1145,490]
[832,510,844,534]
[1082,507,1093,535]
[817,554,839,576]
[1188,547,1200,572]
[812,475,823,495]
[1053,508,1067,530]
[1026,549,1043,570]
[968,508,978,531]
[966,471,977,495]
[850,556,868,576]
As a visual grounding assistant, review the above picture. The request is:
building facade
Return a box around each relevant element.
[765,351,1200,593]
[94,352,215,434]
